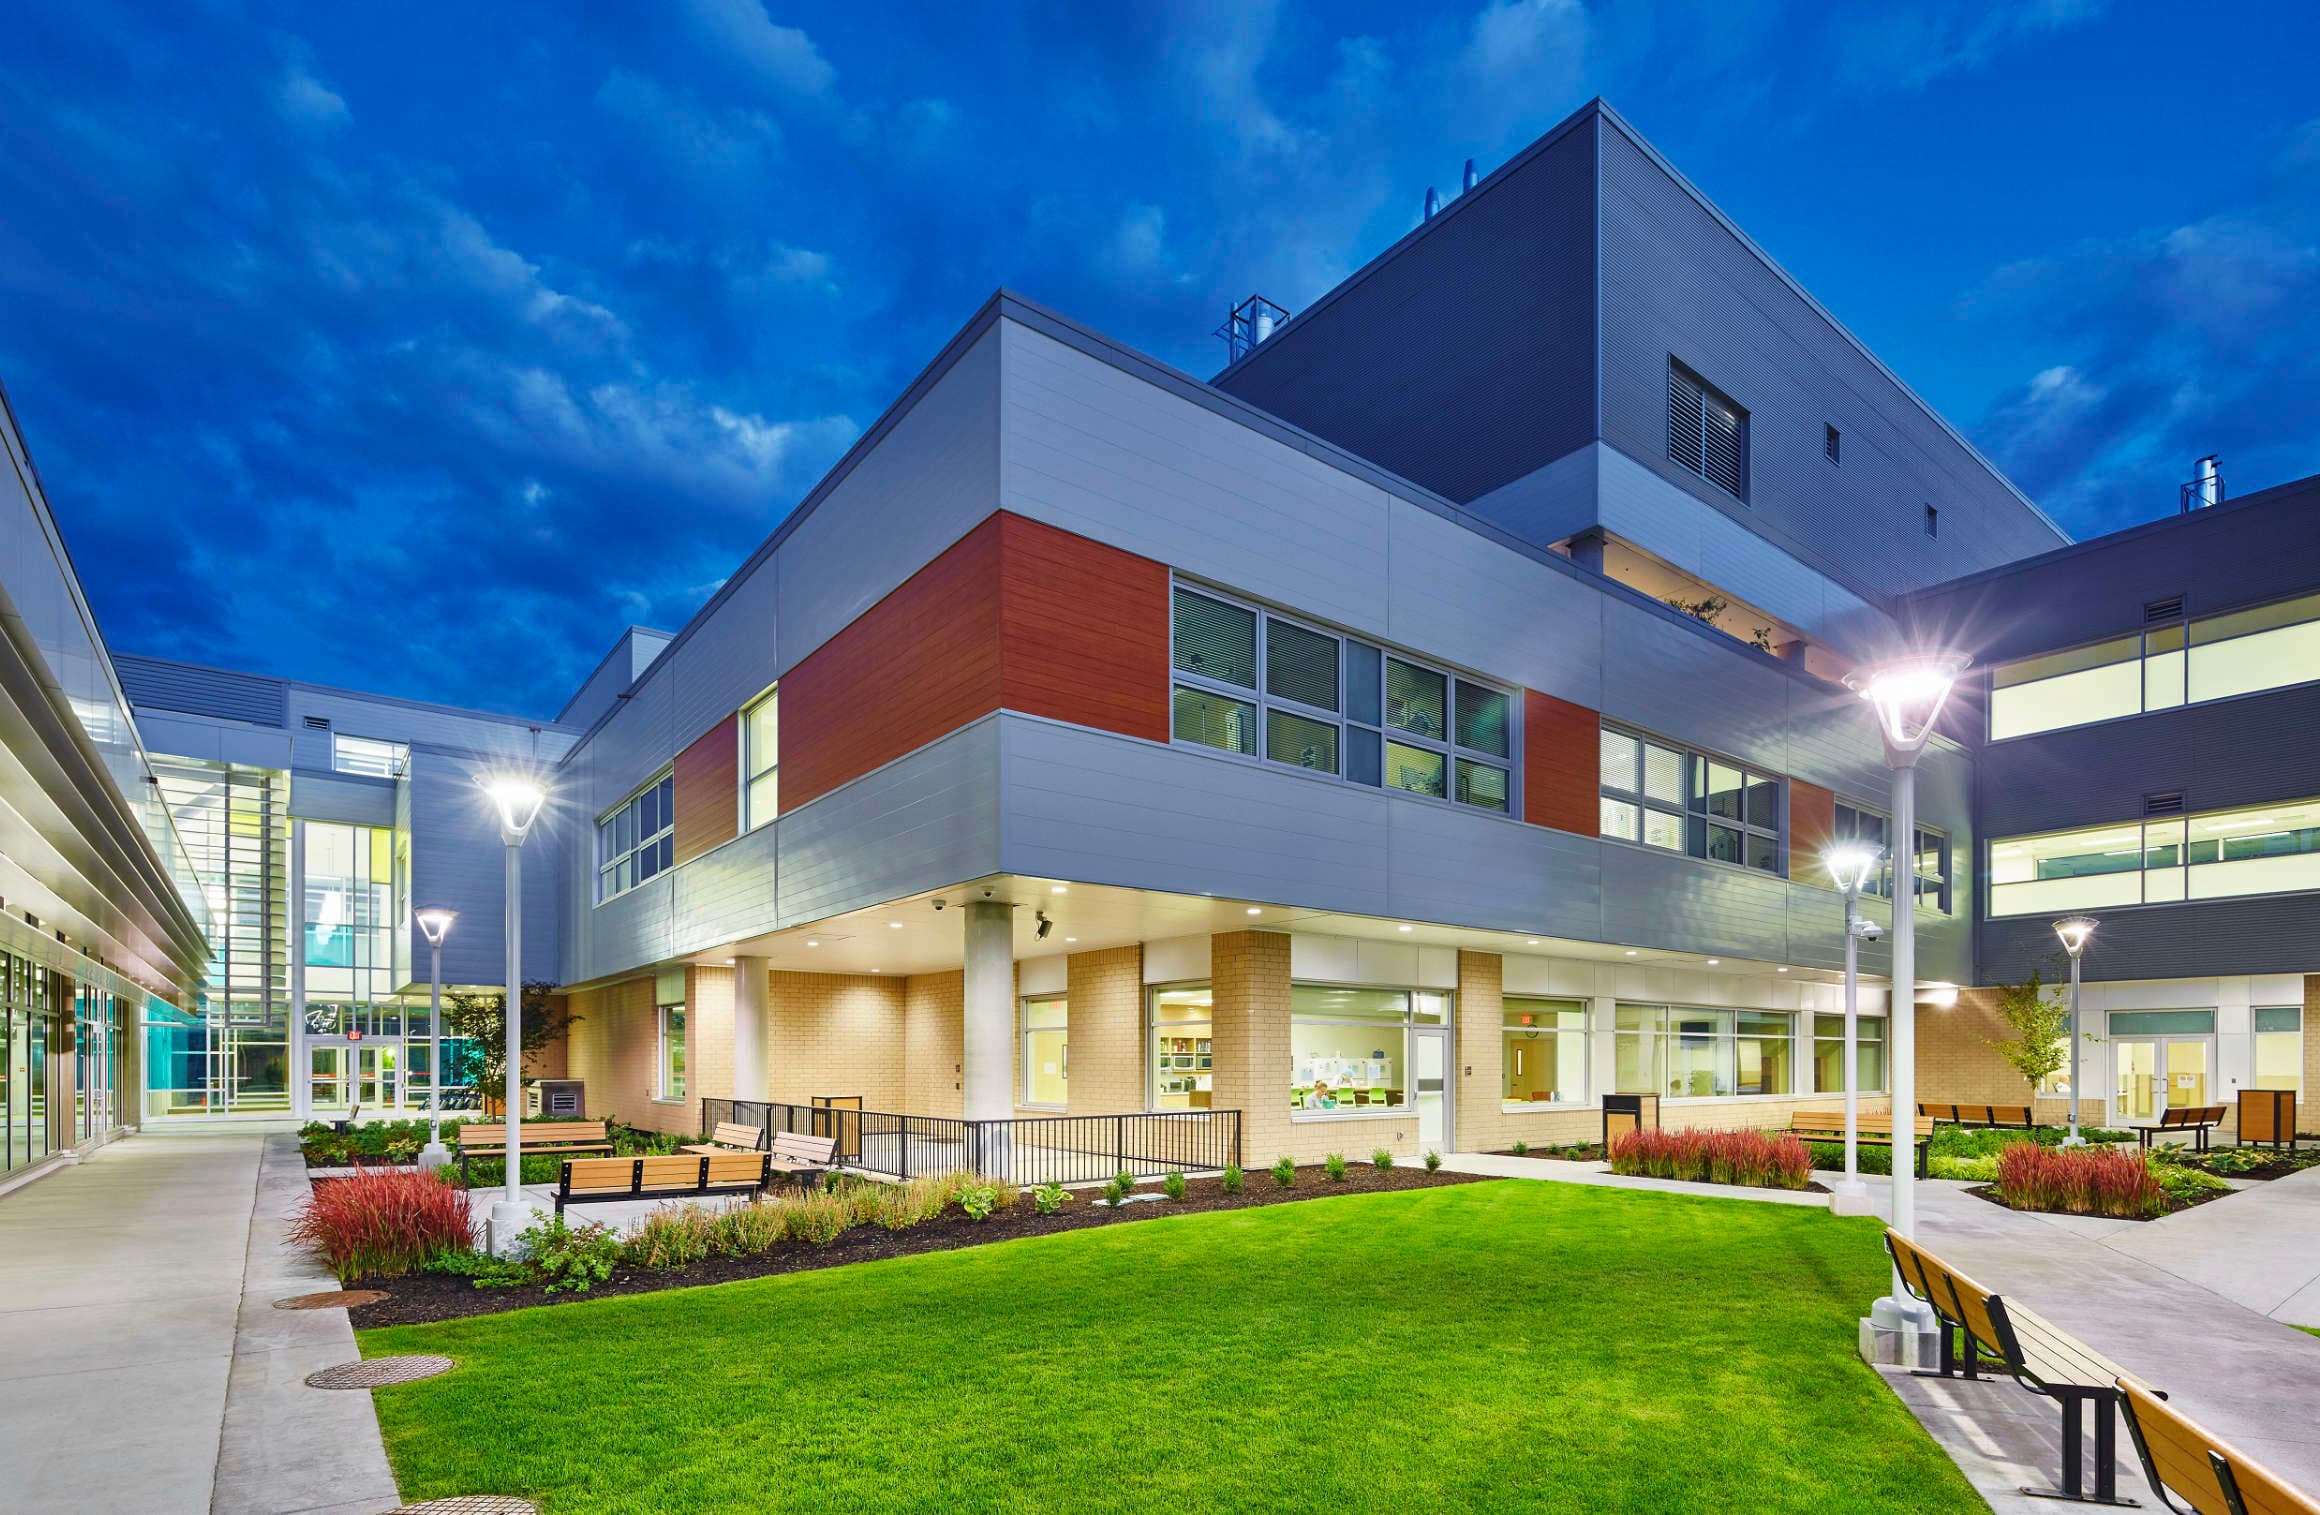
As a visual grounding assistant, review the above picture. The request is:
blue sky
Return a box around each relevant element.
[3,1,2314,718]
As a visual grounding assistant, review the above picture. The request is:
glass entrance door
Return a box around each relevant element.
[2114,1038,2212,1124]
[1414,1027,1452,1154]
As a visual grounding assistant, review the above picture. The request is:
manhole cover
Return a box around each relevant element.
[275,1289,388,1310]
[305,1354,455,1389]
[388,1500,539,1514]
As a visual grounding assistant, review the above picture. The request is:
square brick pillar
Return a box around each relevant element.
[1456,950,1504,1157]
[1211,930,1292,1167]
[1066,945,1144,1116]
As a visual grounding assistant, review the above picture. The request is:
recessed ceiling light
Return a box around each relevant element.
[1526,938,1539,945]
[888,921,904,929]
[870,968,881,974]
[1397,924,1414,933]
[1246,907,1262,916]
[1706,958,1720,966]
[1777,966,1789,973]
[1064,936,1077,943]
[1050,885,1068,894]
[806,940,820,948]
[1623,949,1637,956]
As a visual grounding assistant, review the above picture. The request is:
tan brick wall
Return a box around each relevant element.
[1454,952,1599,1151]
[2303,975,2319,1137]
[558,976,670,1131]
[1921,987,2106,1129]
[1209,930,1291,1165]
[904,970,965,1117]
[764,969,907,1109]
[1065,945,1143,1116]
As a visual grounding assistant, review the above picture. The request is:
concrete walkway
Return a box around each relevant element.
[0,1126,402,1515]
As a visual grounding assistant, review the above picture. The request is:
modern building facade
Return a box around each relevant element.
[1,99,2310,1175]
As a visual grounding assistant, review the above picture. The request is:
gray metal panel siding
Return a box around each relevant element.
[668,819,779,960]
[114,655,288,727]
[404,751,561,986]
[1981,897,2320,985]
[1978,684,2320,839]
[776,718,1001,927]
[1596,125,2063,600]
[287,772,397,827]
[283,685,572,772]
[1600,604,1792,776]
[1384,494,1603,708]
[1211,114,1598,508]
[1600,843,1790,962]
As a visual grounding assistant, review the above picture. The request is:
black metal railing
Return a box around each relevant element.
[699,1098,1241,1187]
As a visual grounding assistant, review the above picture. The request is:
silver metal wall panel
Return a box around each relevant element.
[998,717,1398,919]
[775,718,1002,927]
[1982,896,2320,985]
[130,711,294,771]
[1599,843,1792,962]
[1596,124,2064,602]
[1599,604,1793,776]
[1459,444,1601,554]
[572,664,675,823]
[1001,321,1394,638]
[1384,797,1603,940]
[287,772,396,827]
[404,751,561,987]
[666,820,779,960]
[113,655,287,727]
[1384,496,1604,709]
[283,683,572,769]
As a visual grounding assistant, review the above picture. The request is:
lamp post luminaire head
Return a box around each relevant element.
[2053,916,2098,959]
[1823,842,1883,898]
[1843,650,1973,764]
[415,906,458,947]
[479,774,548,846]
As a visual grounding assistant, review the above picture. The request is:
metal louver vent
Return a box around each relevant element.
[2143,791,2185,817]
[303,715,331,730]
[2144,596,2185,624]
[1667,362,1746,499]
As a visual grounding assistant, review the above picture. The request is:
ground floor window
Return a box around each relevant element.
[1616,1005,1795,1099]
[658,1001,686,1102]
[1503,998,1587,1106]
[1810,1014,1887,1094]
[1290,985,1446,1113]
[1021,994,1067,1107]
[2253,1007,2303,1095]
[1148,985,1212,1110]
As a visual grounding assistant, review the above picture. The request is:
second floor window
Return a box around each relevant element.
[1668,360,1747,499]
[1599,725,1783,876]
[743,689,778,830]
[596,772,673,902]
[332,734,409,778]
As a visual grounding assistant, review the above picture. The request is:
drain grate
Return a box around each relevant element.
[275,1289,388,1310]
[387,1500,540,1514]
[305,1354,455,1389]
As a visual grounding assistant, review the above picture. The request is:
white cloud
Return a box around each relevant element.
[681,0,836,98]
[275,65,349,128]
[1827,0,2108,94]
[594,68,781,191]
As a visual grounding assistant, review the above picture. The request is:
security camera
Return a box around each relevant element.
[1849,918,1883,941]
[931,898,946,912]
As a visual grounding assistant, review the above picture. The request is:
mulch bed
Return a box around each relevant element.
[1488,1146,1606,1161]
[1964,1183,2230,1221]
[348,1165,1488,1328]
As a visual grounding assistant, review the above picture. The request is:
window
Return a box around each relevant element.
[1990,588,2320,741]
[1599,726,1783,875]
[1171,582,1515,814]
[1667,360,1747,499]
[596,772,675,903]
[1290,985,1447,1113]
[1989,796,2320,916]
[1021,995,1067,1107]
[657,1001,686,1101]
[331,735,409,778]
[1147,985,1213,1110]
[1831,803,1950,911]
[1811,1014,1887,1094]
[1503,999,1587,1106]
[1615,1005,1795,1098]
[2253,1007,2303,1097]
[1924,504,1939,538]
[1824,424,1841,464]
[742,689,778,830]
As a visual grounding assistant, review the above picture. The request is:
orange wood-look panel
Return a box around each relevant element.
[995,513,1170,742]
[1790,780,1837,879]
[672,713,740,866]
[1522,689,1600,836]
[778,516,1006,810]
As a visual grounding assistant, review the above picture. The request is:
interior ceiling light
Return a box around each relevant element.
[888,921,904,929]
[1050,885,1069,894]
[1246,907,1263,916]
[1397,924,1414,933]
[1706,958,1721,965]
[806,940,820,948]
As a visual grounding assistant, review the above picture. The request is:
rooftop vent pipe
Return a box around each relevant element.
[1462,158,1478,193]
[2180,454,2224,513]
[1423,186,1440,220]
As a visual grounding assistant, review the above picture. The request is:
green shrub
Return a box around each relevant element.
[1510,1140,1529,1157]
[711,1200,787,1257]
[1805,1140,1893,1176]
[629,1204,717,1270]
[1219,1164,1244,1194]
[1424,1150,1442,1172]
[421,1247,528,1289]
[521,1215,622,1294]
[1161,1170,1187,1201]
[1101,1174,1134,1207]
[1928,1154,1998,1182]
[780,1188,854,1245]
[1032,1182,1067,1215]
[1323,1152,1348,1182]
[1270,1156,1296,1188]
[2150,1160,2232,1206]
[1370,1148,1394,1170]
[959,1184,1000,1221]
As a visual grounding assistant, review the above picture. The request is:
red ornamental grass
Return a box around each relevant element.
[1608,1127,1812,1190]
[1995,1142,2166,1219]
[288,1166,475,1281]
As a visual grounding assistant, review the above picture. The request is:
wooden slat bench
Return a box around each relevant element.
[2135,1105,2229,1153]
[1887,1229,2138,1505]
[1921,1102,2036,1130]
[556,1154,772,1214]
[682,1121,769,1156]
[1787,1110,1935,1178]
[765,1131,838,1192]
[2119,1374,2320,1514]
[456,1120,613,1183]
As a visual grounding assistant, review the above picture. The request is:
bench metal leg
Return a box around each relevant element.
[2022,1389,2138,1507]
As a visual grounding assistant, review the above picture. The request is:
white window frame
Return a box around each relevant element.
[1501,998,1588,1110]
[1145,983,1213,1112]
[656,1001,686,1103]
[1288,983,1450,1121]
[1019,993,1068,1109]
[1599,724,1786,878]
[331,734,409,778]
[595,770,674,904]
[1833,799,1951,913]
[1612,1004,1801,1102]
[741,687,778,831]
[1809,1012,1889,1096]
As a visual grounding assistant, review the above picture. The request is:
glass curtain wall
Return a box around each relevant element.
[305,820,409,1114]
[1989,797,2320,916]
[1616,1006,1797,1098]
[1990,590,2320,740]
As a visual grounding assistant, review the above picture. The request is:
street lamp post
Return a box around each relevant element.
[1844,649,1970,1360]
[2053,917,2098,1146]
[414,907,457,1170]
[1824,842,1883,1208]
[479,775,546,1255]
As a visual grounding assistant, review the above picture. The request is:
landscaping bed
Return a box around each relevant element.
[1489,1141,1605,1161]
[2166,1145,2320,1182]
[299,1116,682,1176]
[1964,1142,2236,1220]
[346,1162,1483,1327]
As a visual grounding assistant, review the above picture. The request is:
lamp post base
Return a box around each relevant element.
[1829,1176,1875,1216]
[487,1198,546,1257]
[2060,1133,2088,1148]
[1859,1293,1940,1369]
[416,1141,451,1171]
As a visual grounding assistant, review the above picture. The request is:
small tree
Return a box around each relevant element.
[1983,968,2071,1095]
[443,980,575,1105]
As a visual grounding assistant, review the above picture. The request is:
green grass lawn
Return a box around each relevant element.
[362,1181,1978,1514]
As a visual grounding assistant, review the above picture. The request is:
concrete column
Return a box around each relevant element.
[1566,528,1608,575]
[289,819,308,1121]
[961,901,1014,1124]
[730,956,770,1103]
